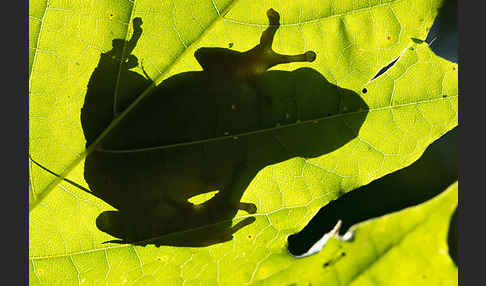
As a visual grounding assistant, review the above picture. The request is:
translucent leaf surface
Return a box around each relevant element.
[258,182,458,285]
[29,0,457,284]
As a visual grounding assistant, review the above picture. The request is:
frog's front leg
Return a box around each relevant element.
[244,8,316,74]
[212,163,258,208]
[193,8,317,80]
[259,8,280,49]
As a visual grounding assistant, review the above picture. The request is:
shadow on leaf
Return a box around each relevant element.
[288,128,458,265]
[81,10,369,247]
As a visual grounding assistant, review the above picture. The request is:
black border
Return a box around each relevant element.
[9,0,29,284]
[458,0,477,284]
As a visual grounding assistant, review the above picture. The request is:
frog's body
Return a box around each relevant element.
[82,10,367,246]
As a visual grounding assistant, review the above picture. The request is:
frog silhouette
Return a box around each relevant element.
[82,9,369,247]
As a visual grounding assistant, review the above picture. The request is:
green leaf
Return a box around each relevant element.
[29,0,457,284]
[257,182,458,285]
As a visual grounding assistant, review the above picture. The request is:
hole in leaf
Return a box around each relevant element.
[362,88,367,94]
[370,55,401,82]
[411,37,424,44]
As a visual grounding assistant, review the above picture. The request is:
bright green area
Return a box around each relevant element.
[29,0,457,284]
[258,182,458,286]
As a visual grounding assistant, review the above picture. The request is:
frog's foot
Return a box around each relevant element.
[256,9,316,70]
[213,217,255,244]
[96,211,125,239]
[238,202,257,214]
[305,51,317,62]
[267,8,280,26]
[270,50,317,67]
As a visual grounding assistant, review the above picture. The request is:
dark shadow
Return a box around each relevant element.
[288,127,458,261]
[425,0,458,63]
[448,207,458,265]
[81,10,368,247]
[288,0,458,260]
[81,17,153,145]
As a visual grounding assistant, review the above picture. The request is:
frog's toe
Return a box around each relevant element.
[305,51,317,62]
[267,8,280,25]
[96,211,124,238]
[239,202,257,214]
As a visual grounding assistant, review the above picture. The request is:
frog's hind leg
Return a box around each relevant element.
[198,213,256,246]
[203,216,256,246]
[212,163,259,216]
[96,210,148,243]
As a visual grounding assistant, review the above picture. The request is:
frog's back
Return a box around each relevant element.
[102,71,261,150]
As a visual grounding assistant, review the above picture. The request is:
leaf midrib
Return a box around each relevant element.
[99,94,456,154]
[29,93,457,200]
[30,92,457,212]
